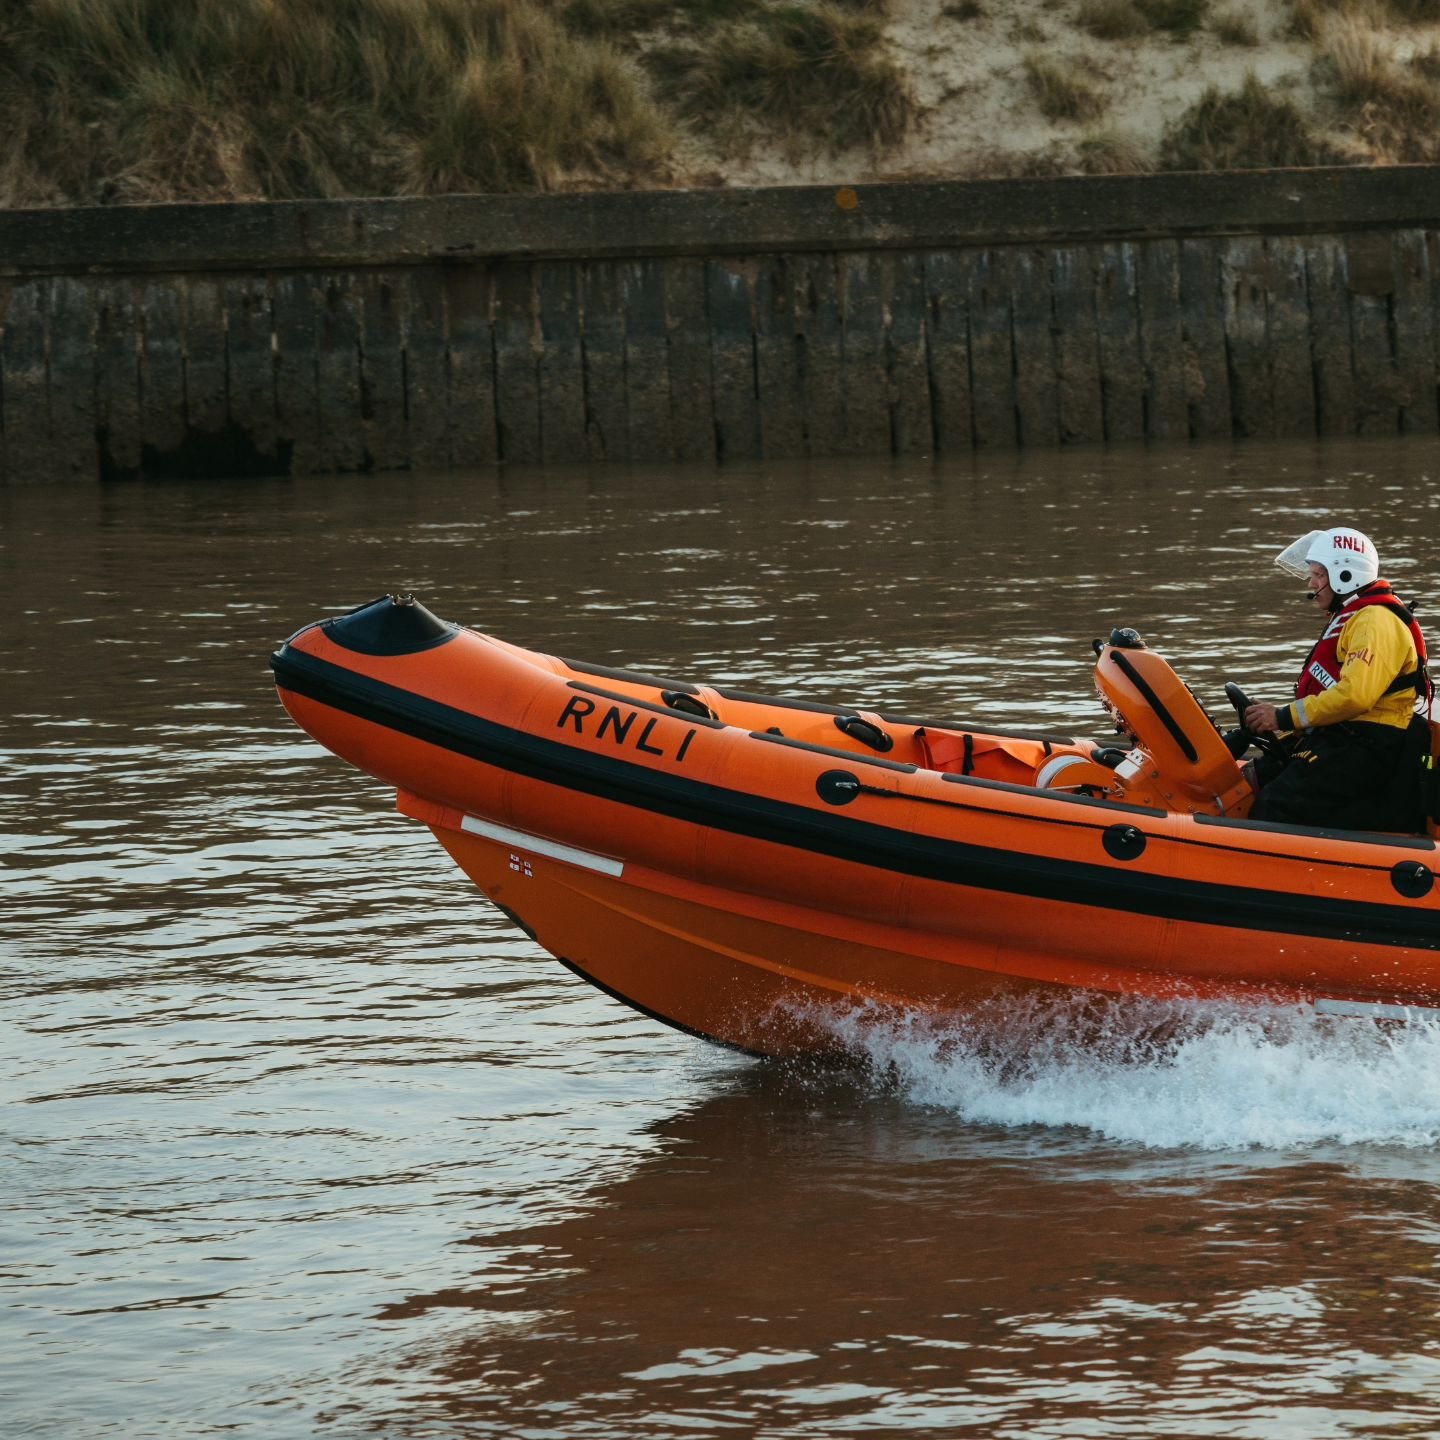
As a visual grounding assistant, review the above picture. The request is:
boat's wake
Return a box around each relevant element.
[793,992,1440,1150]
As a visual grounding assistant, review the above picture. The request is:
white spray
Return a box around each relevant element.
[807,993,1440,1151]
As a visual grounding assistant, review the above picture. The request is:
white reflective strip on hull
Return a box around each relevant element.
[460,815,625,877]
[1314,997,1438,1021]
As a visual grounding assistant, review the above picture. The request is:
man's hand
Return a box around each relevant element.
[1243,703,1284,735]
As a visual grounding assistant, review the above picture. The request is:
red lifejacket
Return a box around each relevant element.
[1296,579,1431,703]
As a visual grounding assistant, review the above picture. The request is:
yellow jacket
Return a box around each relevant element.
[1281,605,1420,732]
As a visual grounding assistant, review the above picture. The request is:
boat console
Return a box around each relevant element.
[1090,629,1255,817]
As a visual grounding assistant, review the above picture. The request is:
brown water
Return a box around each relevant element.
[6,440,1440,1439]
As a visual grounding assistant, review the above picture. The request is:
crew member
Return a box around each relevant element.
[1244,526,1430,832]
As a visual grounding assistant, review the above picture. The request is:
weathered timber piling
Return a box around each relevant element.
[3,168,1440,482]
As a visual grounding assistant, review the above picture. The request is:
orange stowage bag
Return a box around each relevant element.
[915,729,1048,786]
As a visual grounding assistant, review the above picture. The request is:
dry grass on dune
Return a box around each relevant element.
[1210,8,1261,44]
[0,0,674,205]
[645,2,915,155]
[1077,0,1210,42]
[1076,0,1152,41]
[1318,7,1440,160]
[1004,0,1440,178]
[1157,72,1350,169]
[1290,0,1440,42]
[5,0,1440,204]
[1022,52,1109,122]
[0,0,914,205]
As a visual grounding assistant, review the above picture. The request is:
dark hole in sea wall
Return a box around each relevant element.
[99,420,296,483]
[1,171,1438,484]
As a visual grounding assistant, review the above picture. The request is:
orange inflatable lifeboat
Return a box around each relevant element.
[272,595,1440,1056]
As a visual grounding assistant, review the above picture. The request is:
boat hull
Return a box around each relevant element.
[401,788,1439,1056]
[416,805,1056,1055]
[273,599,1440,1055]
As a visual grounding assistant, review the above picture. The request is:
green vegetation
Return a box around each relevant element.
[1157,72,1345,168]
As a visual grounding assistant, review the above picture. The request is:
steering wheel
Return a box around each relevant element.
[1223,681,1285,760]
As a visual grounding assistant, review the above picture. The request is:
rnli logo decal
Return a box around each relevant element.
[557,696,698,763]
[1308,661,1337,689]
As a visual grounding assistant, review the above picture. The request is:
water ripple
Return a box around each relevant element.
[6,442,1440,1438]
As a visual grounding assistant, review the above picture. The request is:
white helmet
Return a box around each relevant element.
[1274,526,1379,595]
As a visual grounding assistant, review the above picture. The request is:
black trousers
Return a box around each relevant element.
[1250,720,1419,832]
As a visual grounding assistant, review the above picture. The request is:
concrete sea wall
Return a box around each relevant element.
[3,167,1440,481]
